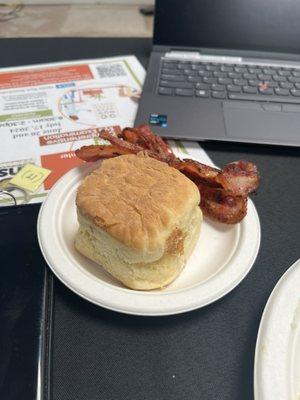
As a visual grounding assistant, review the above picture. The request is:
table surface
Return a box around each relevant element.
[1,38,300,400]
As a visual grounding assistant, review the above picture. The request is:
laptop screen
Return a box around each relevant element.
[154,0,300,55]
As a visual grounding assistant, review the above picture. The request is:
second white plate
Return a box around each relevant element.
[255,259,300,400]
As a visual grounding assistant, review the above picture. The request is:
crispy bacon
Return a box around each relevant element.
[120,125,175,161]
[170,158,259,197]
[121,127,143,145]
[121,126,157,152]
[75,145,131,162]
[216,160,260,197]
[75,124,259,224]
[138,124,175,161]
[171,159,255,223]
[169,158,221,187]
[99,130,145,153]
[197,183,247,224]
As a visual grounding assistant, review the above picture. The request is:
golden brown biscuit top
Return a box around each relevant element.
[76,153,200,252]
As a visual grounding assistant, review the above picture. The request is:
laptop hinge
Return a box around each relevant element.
[165,50,242,63]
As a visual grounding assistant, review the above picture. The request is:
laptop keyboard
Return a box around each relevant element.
[158,59,300,103]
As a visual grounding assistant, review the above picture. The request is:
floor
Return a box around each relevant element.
[0,4,153,38]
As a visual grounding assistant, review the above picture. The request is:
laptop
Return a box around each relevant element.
[135,0,300,147]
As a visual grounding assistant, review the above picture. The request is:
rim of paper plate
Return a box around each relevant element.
[38,162,260,316]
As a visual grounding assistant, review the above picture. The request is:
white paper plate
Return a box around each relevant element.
[37,161,260,316]
[254,259,300,400]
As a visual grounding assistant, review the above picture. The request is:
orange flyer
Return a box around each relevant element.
[0,56,145,206]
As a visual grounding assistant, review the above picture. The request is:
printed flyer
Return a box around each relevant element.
[0,56,145,205]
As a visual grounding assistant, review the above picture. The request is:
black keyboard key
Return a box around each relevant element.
[213,71,227,78]
[291,89,300,97]
[162,64,177,70]
[280,81,294,89]
[274,88,289,96]
[258,74,272,81]
[278,70,291,76]
[248,67,262,74]
[234,66,247,73]
[184,69,198,76]
[258,87,274,95]
[243,73,257,80]
[243,86,257,94]
[175,88,194,96]
[206,65,220,71]
[212,91,226,99]
[178,63,191,69]
[187,76,202,83]
[295,83,300,89]
[162,61,177,68]
[163,59,177,63]
[211,84,225,91]
[263,68,275,75]
[233,79,247,86]
[227,84,242,92]
[220,65,233,72]
[162,68,182,75]
[228,72,242,79]
[160,80,193,89]
[198,70,212,77]
[158,87,173,95]
[249,79,260,87]
[191,64,206,70]
[161,74,185,82]
[228,93,300,103]
[195,83,209,89]
[292,70,300,77]
[263,81,279,88]
[195,90,209,98]
[218,77,232,85]
[288,76,300,83]
[203,77,217,84]
[273,75,287,82]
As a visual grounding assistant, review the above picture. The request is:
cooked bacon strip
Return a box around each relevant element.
[75,145,132,162]
[121,127,146,146]
[120,126,161,156]
[216,160,260,197]
[136,125,159,153]
[169,158,221,187]
[99,130,145,153]
[197,183,247,224]
[114,125,175,161]
[138,124,175,161]
[169,158,260,196]
[172,159,255,222]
